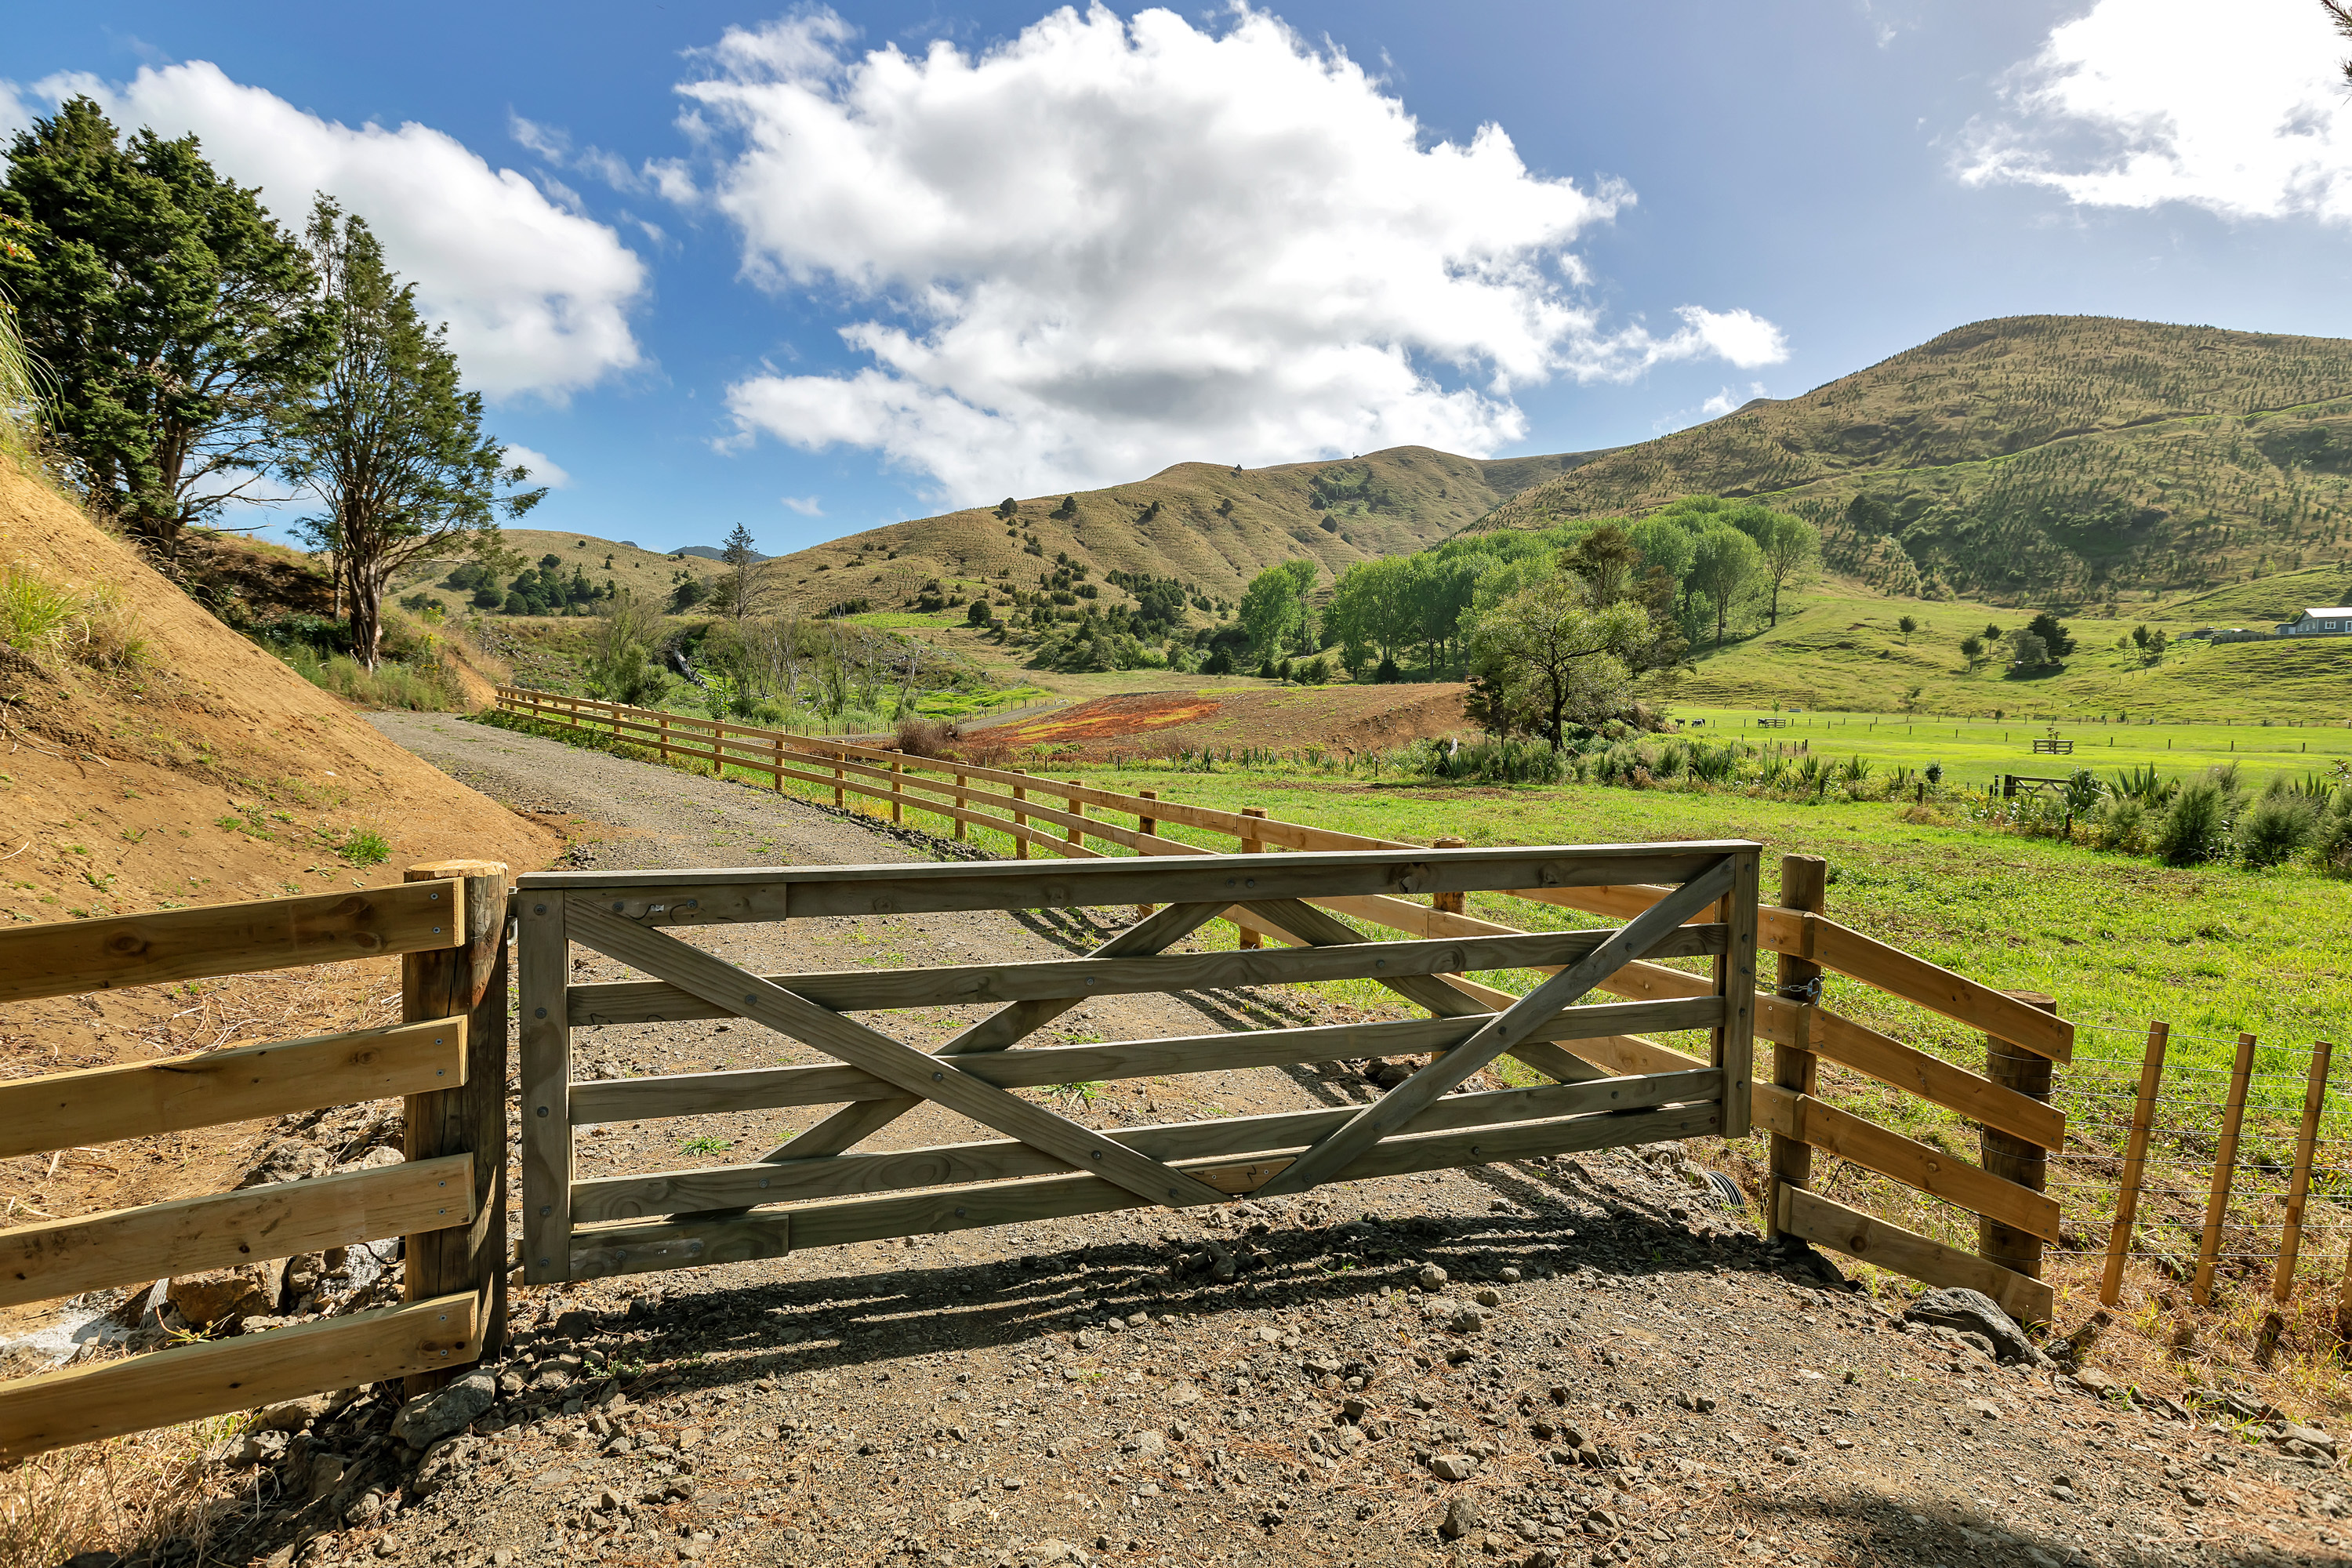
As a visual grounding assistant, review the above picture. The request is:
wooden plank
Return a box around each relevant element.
[2100,1021,2169,1307]
[566,996,1726,1124]
[514,841,1749,913]
[0,880,465,1004]
[0,1154,475,1311]
[564,905,1232,1210]
[398,859,510,1392]
[0,1019,466,1162]
[573,1068,1724,1219]
[1779,1187,2054,1326]
[1752,1083,2061,1242]
[517,891,572,1286]
[1716,849,1759,1140]
[0,1290,482,1461]
[1253,855,1741,1199]
[1805,1009,2065,1151]
[569,1100,1722,1278]
[566,925,1723,1024]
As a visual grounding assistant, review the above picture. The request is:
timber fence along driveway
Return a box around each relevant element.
[517,844,1759,1286]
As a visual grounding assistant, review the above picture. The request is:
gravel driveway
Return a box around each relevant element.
[242,712,2350,1568]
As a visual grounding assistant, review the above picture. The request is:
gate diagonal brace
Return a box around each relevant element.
[564,905,1230,1210]
[1254,855,1739,1200]
[750,899,1232,1170]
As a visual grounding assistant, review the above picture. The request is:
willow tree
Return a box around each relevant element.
[285,201,542,667]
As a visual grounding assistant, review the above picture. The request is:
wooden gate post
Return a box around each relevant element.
[1769,855,1828,1240]
[399,859,511,1394]
[518,891,572,1289]
[1979,991,2060,1283]
[1134,789,1158,920]
[2274,1039,2336,1304]
[1430,837,1468,922]
[2194,1032,2259,1306]
[1011,769,1029,858]
[2100,1020,2169,1306]
[1236,807,1267,949]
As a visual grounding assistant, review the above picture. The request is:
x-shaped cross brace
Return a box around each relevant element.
[566,903,1232,1210]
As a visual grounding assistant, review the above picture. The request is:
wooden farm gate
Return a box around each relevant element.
[494,685,2077,1323]
[517,845,1758,1283]
[0,864,510,1460]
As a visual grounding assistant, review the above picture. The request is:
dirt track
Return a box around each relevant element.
[188,714,2349,1568]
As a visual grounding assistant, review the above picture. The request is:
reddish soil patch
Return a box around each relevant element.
[973,682,1475,760]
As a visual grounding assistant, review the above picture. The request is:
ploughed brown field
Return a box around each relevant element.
[969,682,1473,760]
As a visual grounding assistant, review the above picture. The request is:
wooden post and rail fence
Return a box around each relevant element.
[0,867,510,1459]
[492,684,2077,1323]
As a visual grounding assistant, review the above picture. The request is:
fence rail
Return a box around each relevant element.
[0,863,510,1460]
[495,684,2070,1319]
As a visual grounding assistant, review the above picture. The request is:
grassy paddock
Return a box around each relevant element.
[1672,703,2352,796]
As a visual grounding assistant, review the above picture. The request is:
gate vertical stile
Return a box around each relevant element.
[1716,848,1759,1138]
[520,890,574,1285]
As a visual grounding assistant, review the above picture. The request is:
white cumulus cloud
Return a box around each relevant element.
[686,5,1786,500]
[779,494,825,516]
[1963,0,2352,224]
[501,445,571,489]
[29,63,648,401]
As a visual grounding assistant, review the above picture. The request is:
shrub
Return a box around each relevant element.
[895,716,955,757]
[1426,736,1565,784]
[339,827,392,866]
[2092,795,2147,854]
[2235,792,2318,869]
[0,561,149,671]
[2151,779,2230,866]
[966,599,993,625]
[2318,789,2352,879]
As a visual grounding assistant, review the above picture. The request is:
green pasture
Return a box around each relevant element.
[1667,706,2352,797]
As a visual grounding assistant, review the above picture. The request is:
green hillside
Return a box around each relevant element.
[753,444,1613,614]
[1483,315,2352,608]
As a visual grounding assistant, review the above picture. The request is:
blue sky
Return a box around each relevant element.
[9,1,2352,554]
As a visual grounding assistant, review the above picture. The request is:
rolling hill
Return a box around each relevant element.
[1479,315,2352,608]
[749,444,1616,613]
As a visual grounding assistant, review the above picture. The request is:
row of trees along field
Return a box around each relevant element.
[0,99,543,668]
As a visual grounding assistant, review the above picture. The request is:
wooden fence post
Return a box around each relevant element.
[2274,1039,2336,1304]
[1769,855,1828,1241]
[891,759,904,824]
[1011,769,1029,859]
[1979,991,2060,1286]
[1134,789,1158,920]
[953,770,969,841]
[1065,781,1085,851]
[658,713,672,765]
[2193,1031,2259,1307]
[833,750,846,810]
[2100,1020,2169,1306]
[399,859,510,1396]
[1430,837,1468,923]
[1237,807,1267,949]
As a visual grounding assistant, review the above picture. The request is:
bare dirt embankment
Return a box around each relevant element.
[964,684,1474,761]
[0,460,564,1353]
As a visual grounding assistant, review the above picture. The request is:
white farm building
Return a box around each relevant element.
[2275,608,2352,638]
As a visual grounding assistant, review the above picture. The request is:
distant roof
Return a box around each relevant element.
[2294,607,2352,618]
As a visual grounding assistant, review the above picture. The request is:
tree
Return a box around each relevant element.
[1896,614,1918,639]
[1960,633,1987,670]
[584,588,668,706]
[718,522,771,623]
[2331,0,2352,82]
[1561,523,1642,607]
[1736,508,1818,626]
[1464,577,1650,750]
[1,97,329,552]
[1687,524,1763,648]
[1325,555,1414,673]
[2009,629,2049,668]
[2025,610,2075,659]
[283,201,543,668]
[1238,558,1317,662]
